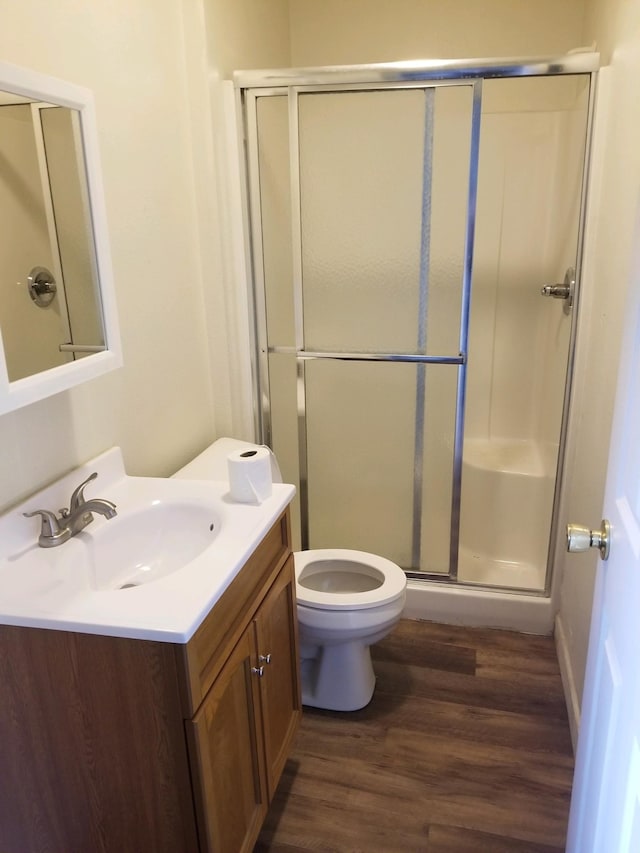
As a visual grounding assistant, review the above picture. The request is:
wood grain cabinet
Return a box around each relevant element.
[187,553,300,853]
[0,509,301,853]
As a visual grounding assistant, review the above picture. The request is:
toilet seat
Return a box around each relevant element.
[295,549,406,610]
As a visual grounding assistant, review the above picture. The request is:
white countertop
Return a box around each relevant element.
[0,447,295,643]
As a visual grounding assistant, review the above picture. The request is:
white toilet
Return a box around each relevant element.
[295,548,406,710]
[173,438,407,712]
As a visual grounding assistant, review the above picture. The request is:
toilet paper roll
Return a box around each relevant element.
[227,447,273,504]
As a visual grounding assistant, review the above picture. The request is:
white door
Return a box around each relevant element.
[566,234,640,849]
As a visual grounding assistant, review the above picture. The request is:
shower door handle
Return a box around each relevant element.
[541,285,571,298]
[566,520,611,561]
[541,267,575,310]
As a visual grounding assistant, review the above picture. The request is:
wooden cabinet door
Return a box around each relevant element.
[186,629,267,853]
[254,555,302,799]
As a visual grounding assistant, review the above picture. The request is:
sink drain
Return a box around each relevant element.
[119,582,139,590]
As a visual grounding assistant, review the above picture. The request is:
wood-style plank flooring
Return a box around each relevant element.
[255,619,574,852]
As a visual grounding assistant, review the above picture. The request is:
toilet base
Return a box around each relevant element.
[299,640,376,712]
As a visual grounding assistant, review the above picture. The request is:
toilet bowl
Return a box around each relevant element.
[295,549,406,711]
[173,438,407,712]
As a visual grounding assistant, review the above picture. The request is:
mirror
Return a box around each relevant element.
[0,61,121,413]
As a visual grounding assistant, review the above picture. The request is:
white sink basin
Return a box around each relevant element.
[0,447,296,642]
[89,500,220,591]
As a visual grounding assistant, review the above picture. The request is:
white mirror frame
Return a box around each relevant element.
[0,61,121,414]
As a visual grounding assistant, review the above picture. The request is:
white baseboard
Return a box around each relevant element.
[555,613,580,753]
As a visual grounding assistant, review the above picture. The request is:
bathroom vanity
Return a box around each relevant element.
[0,466,300,853]
[184,509,300,852]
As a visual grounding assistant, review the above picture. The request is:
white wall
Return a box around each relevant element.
[176,0,291,443]
[288,0,586,66]
[205,0,290,79]
[555,0,640,740]
[0,0,217,512]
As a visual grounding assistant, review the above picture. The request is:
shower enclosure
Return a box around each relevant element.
[237,54,597,596]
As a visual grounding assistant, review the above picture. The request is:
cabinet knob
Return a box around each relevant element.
[259,653,272,664]
[252,665,265,677]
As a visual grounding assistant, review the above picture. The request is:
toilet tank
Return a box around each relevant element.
[173,437,283,483]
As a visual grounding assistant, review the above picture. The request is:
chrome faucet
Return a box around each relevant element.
[23,471,117,548]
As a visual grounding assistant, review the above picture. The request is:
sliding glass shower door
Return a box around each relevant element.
[241,60,594,591]
[248,82,476,576]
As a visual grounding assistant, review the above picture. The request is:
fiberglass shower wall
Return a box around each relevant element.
[469,77,589,444]
[460,76,590,589]
[244,68,591,592]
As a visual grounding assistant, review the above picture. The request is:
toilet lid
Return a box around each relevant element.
[294,549,407,610]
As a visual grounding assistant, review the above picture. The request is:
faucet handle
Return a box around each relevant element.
[69,471,98,512]
[23,510,71,547]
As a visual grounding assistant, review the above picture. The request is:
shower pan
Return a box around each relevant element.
[236,52,597,601]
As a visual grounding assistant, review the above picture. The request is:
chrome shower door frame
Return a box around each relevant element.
[238,53,599,590]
